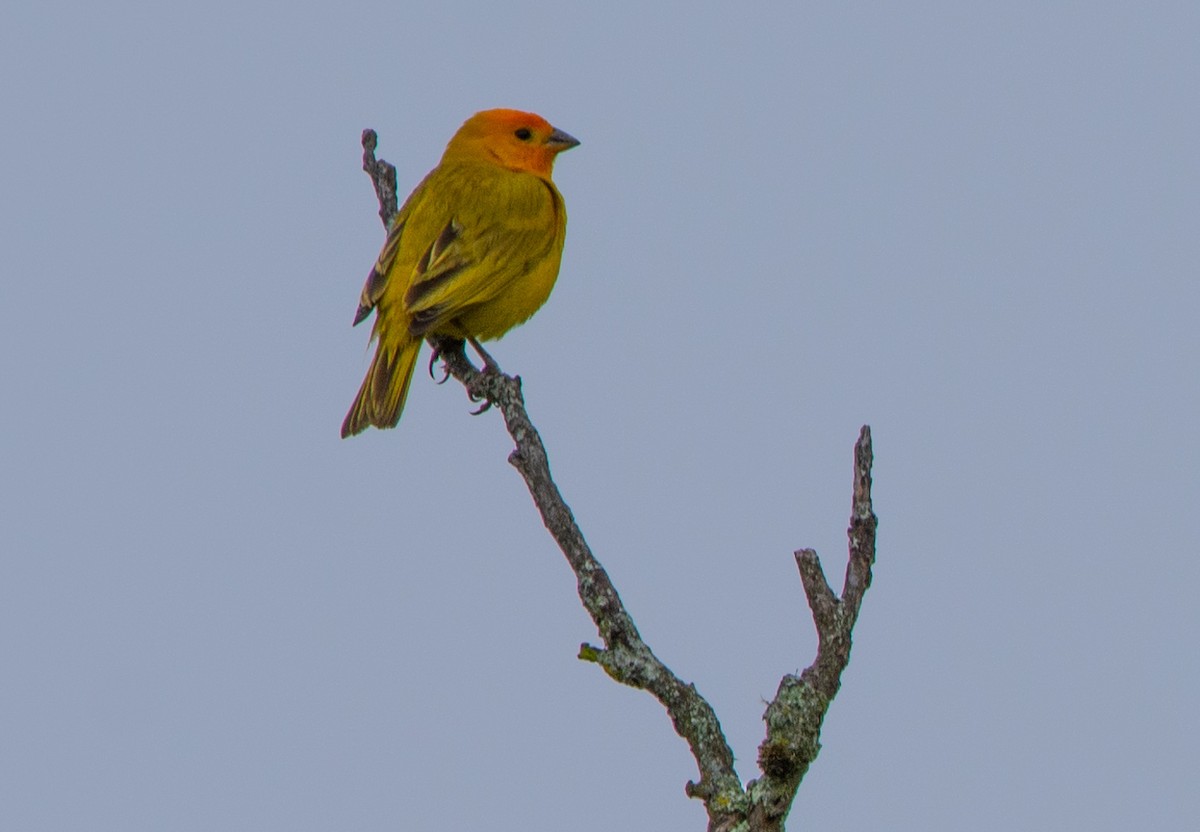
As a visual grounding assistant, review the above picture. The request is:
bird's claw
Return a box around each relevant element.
[427,347,451,384]
[428,335,499,414]
[466,381,493,414]
[428,338,466,383]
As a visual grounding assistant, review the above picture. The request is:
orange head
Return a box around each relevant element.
[441,109,579,178]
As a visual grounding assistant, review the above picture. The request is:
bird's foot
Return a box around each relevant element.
[427,337,465,383]
[467,337,502,375]
[465,340,498,415]
[465,377,494,413]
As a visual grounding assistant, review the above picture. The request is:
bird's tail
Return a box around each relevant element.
[341,337,421,438]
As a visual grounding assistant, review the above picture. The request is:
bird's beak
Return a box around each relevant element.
[546,128,580,151]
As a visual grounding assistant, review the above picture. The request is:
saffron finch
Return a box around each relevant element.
[341,108,579,438]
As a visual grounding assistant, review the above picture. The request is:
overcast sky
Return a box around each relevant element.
[2,2,1197,830]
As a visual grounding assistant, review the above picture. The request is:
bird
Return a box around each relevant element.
[341,108,579,438]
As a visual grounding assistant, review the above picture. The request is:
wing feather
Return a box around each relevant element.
[350,167,438,326]
[352,218,405,325]
[398,168,561,335]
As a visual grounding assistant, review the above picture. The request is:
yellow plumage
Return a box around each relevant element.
[342,109,578,438]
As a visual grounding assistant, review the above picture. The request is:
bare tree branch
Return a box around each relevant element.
[747,426,878,831]
[358,132,878,832]
[429,339,744,817]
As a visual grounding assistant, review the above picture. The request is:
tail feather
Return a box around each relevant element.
[341,338,421,438]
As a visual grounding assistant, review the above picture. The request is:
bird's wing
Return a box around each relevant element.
[401,169,563,336]
[350,169,437,326]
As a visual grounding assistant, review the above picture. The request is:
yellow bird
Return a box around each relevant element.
[342,109,579,438]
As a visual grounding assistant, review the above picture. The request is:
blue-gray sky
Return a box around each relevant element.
[2,2,1197,829]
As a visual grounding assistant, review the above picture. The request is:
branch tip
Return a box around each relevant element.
[794,548,837,615]
[577,643,602,663]
[360,128,398,228]
[852,424,874,517]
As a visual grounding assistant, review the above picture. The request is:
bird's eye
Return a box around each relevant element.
[514,128,533,141]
